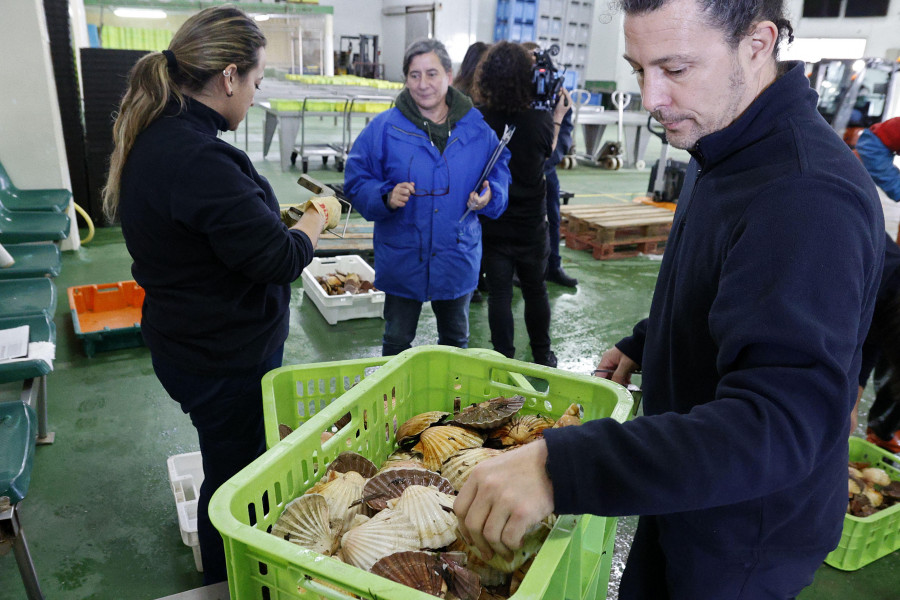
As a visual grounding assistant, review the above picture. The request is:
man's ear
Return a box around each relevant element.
[748,20,778,64]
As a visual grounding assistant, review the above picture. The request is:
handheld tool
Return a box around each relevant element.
[458,124,517,223]
[288,174,352,237]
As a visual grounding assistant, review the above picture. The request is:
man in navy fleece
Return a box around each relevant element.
[455,0,884,598]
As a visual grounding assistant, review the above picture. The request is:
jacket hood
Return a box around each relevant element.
[395,87,473,152]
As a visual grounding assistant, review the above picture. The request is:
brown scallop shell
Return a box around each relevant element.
[552,403,582,427]
[441,555,481,600]
[488,414,555,447]
[278,423,294,440]
[441,447,504,491]
[270,493,339,556]
[397,411,450,445]
[326,451,378,478]
[339,508,421,571]
[448,395,526,430]
[370,551,446,596]
[362,467,455,511]
[411,425,485,471]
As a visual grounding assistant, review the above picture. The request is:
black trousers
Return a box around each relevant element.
[482,226,552,360]
[152,346,283,585]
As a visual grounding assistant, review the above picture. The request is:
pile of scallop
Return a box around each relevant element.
[316,271,376,296]
[847,461,900,517]
[270,395,583,599]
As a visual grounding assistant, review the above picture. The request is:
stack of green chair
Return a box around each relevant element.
[0,161,70,244]
[0,162,71,212]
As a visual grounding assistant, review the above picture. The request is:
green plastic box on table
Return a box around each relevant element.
[211,346,633,600]
[825,436,900,571]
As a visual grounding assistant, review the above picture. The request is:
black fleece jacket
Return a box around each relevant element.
[545,61,883,569]
[119,97,314,375]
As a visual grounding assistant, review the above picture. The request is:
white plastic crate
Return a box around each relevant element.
[167,451,204,572]
[301,255,385,325]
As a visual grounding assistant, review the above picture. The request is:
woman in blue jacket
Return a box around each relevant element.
[344,39,510,356]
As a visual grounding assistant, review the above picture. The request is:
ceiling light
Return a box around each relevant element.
[254,14,271,22]
[113,8,167,19]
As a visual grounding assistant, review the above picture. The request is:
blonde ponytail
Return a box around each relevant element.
[102,6,265,223]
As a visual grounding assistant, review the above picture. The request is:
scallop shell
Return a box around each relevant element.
[339,508,421,571]
[363,467,455,511]
[381,448,427,471]
[553,403,583,428]
[397,411,450,445]
[441,556,481,600]
[278,423,294,440]
[270,494,339,556]
[394,485,458,548]
[488,415,555,447]
[412,425,485,471]
[326,451,378,478]
[468,516,556,573]
[370,551,446,596]
[315,470,370,534]
[441,447,504,491]
[448,395,526,430]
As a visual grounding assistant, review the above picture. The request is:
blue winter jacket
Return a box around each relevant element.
[545,61,884,592]
[344,106,510,301]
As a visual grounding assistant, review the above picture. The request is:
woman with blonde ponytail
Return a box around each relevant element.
[105,6,340,584]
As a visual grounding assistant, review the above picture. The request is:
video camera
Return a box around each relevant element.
[531,44,565,111]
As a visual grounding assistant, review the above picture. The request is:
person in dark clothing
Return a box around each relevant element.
[855,233,900,452]
[453,41,490,100]
[521,41,578,288]
[456,1,884,598]
[103,7,340,584]
[475,41,571,367]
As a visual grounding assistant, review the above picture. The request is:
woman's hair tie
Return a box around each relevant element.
[162,49,178,72]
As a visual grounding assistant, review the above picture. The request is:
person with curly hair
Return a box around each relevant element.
[475,41,571,367]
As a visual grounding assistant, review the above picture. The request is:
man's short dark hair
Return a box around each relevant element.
[403,39,453,77]
[616,0,794,58]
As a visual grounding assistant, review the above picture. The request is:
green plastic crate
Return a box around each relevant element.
[269,99,303,112]
[825,436,900,571]
[211,345,633,600]
[261,356,390,449]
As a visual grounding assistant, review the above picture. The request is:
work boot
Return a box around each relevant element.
[547,267,578,288]
[533,350,558,368]
[867,427,900,453]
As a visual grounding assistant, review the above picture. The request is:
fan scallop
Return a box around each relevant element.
[370,551,447,597]
[552,403,583,428]
[362,467,455,511]
[314,470,370,534]
[448,395,526,430]
[397,411,450,445]
[441,448,503,491]
[412,425,485,471]
[270,494,339,556]
[487,415,555,447]
[393,484,458,548]
[326,451,378,478]
[339,508,421,571]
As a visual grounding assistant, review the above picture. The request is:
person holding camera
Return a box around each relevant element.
[475,41,571,367]
[344,38,510,356]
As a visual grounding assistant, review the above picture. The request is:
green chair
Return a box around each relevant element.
[0,244,61,280]
[0,162,71,213]
[1,400,45,599]
[0,278,57,319]
[0,205,69,244]
[0,314,55,445]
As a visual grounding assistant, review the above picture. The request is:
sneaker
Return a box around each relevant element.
[547,267,578,288]
[533,350,558,368]
[470,289,483,304]
[866,427,900,453]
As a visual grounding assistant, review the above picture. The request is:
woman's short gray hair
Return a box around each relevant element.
[402,38,452,76]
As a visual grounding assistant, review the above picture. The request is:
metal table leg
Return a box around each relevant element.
[20,376,53,445]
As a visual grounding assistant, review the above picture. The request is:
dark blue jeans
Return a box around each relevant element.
[545,167,562,272]
[382,292,472,356]
[152,346,283,585]
[482,229,551,360]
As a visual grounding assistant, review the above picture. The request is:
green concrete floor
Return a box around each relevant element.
[2,105,898,599]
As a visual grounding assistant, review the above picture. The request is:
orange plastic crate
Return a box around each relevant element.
[67,280,145,357]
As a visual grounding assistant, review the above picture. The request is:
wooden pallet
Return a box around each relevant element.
[314,220,374,256]
[560,204,674,260]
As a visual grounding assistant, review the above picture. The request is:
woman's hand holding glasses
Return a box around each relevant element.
[388,182,416,209]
